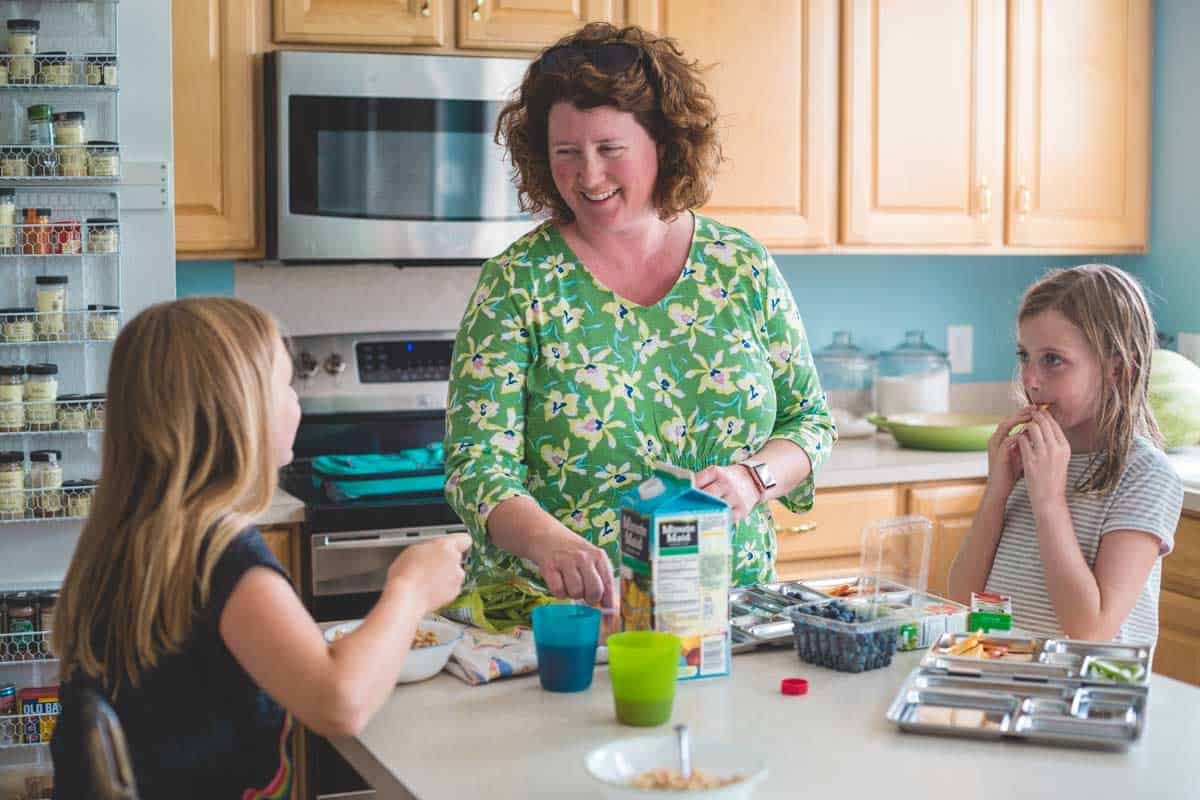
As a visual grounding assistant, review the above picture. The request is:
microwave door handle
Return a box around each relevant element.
[315,531,448,550]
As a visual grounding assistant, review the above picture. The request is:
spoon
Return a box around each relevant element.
[674,723,691,780]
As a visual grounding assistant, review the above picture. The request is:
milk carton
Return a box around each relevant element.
[619,463,732,680]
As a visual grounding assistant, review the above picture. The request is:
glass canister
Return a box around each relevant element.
[24,363,58,430]
[87,141,119,177]
[86,218,118,253]
[84,52,116,86]
[56,394,86,430]
[874,329,951,416]
[812,331,876,418]
[23,208,50,255]
[0,365,24,433]
[6,19,38,84]
[0,54,9,85]
[25,104,56,177]
[0,451,24,520]
[53,111,87,176]
[84,393,105,429]
[87,304,119,340]
[52,220,81,255]
[36,51,69,86]
[29,449,62,517]
[0,146,27,177]
[1,308,34,344]
[63,479,95,519]
[34,275,67,340]
[0,188,14,251]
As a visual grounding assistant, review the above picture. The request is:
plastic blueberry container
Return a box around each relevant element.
[786,598,906,673]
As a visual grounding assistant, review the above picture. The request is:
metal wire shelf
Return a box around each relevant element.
[0,485,96,523]
[1,52,117,89]
[0,711,59,749]
[0,219,120,256]
[0,630,53,665]
[0,394,105,433]
[0,308,119,344]
[0,144,119,181]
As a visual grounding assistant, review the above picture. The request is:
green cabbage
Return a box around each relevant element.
[1149,349,1200,449]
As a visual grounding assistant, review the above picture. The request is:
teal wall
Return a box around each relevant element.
[176,259,234,297]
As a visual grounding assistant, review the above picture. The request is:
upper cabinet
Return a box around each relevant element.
[629,0,838,248]
[1006,0,1151,249]
[173,0,263,259]
[841,0,1005,246]
[275,0,449,47]
[457,0,616,51]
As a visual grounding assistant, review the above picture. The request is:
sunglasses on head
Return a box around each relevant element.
[535,40,646,76]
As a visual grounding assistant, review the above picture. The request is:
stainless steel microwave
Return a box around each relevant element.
[266,50,535,263]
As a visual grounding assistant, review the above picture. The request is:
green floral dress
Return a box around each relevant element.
[444,214,836,588]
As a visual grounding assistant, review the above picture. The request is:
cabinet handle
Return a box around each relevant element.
[978,184,991,216]
[778,523,817,534]
[1016,185,1031,215]
[472,0,484,21]
[420,0,431,16]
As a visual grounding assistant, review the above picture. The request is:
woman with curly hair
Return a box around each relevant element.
[444,23,836,607]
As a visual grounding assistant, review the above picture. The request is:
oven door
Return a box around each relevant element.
[269,50,535,262]
[311,525,467,598]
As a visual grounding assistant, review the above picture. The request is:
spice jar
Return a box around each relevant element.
[52,220,81,255]
[23,208,50,255]
[87,141,119,178]
[0,452,25,520]
[1,308,34,344]
[26,104,56,177]
[36,51,69,85]
[86,218,118,254]
[84,393,105,429]
[4,592,35,658]
[25,363,58,430]
[6,20,38,84]
[87,305,119,340]
[0,54,9,86]
[30,450,62,517]
[36,591,56,633]
[53,111,86,176]
[0,685,15,737]
[0,146,26,177]
[0,188,13,251]
[84,52,116,86]
[35,275,67,340]
[0,365,25,433]
[56,394,86,430]
[64,479,95,519]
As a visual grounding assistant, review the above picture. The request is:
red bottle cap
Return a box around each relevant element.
[780,678,808,696]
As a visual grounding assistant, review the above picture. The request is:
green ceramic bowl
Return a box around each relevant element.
[866,413,1003,452]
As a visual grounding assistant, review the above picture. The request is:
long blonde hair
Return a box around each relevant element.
[1017,264,1162,494]
[54,297,282,692]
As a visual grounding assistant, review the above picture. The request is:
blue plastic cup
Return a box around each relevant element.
[532,604,601,692]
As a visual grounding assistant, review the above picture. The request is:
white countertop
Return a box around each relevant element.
[331,647,1200,800]
[814,434,988,488]
[254,487,305,527]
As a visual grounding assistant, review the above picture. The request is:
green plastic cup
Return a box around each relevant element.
[607,631,681,727]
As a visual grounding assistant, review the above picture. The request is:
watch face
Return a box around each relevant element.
[755,462,778,488]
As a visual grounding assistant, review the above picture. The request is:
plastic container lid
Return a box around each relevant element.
[1,307,35,314]
[62,479,96,489]
[7,19,40,31]
[87,304,119,311]
[86,217,118,225]
[0,365,24,376]
[30,449,62,463]
[26,363,58,376]
[52,111,86,123]
[26,104,52,121]
[87,141,118,147]
[857,515,933,608]
[84,53,117,63]
[35,275,68,285]
[0,452,23,465]
[780,678,808,696]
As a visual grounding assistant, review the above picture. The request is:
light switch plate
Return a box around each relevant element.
[947,325,973,375]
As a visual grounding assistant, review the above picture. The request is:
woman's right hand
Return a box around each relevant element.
[386,533,472,615]
[529,525,615,610]
[986,407,1034,496]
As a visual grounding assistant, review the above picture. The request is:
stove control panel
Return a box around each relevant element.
[356,338,454,383]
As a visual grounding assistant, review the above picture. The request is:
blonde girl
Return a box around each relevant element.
[50,297,469,799]
[949,264,1183,645]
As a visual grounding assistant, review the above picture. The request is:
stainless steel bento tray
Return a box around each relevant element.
[887,667,1149,750]
[920,632,1152,687]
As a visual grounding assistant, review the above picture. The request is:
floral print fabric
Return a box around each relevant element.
[445,214,836,587]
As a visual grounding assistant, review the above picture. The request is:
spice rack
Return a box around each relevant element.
[0,626,59,764]
[0,0,119,536]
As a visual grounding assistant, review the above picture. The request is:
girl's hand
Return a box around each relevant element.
[986,407,1033,497]
[1015,408,1071,513]
[694,464,762,524]
[387,534,472,615]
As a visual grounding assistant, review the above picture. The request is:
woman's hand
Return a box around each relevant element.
[986,407,1033,498]
[387,533,472,615]
[694,464,762,524]
[529,525,615,609]
[1015,407,1071,513]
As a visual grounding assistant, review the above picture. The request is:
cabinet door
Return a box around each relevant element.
[457,0,616,51]
[1164,513,1200,599]
[629,0,837,249]
[907,481,986,598]
[275,0,448,46]
[260,525,299,586]
[1156,590,1200,686]
[841,0,1005,246]
[771,486,903,581]
[173,0,262,257]
[1007,0,1151,248]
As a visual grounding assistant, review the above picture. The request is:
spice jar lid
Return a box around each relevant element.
[0,188,14,198]
[57,393,85,402]
[85,52,117,63]
[82,393,106,401]
[30,449,62,463]
[27,208,52,217]
[36,589,57,602]
[86,217,118,225]
[52,111,85,123]
[0,684,15,697]
[35,275,68,285]
[63,479,96,489]
[0,451,24,464]
[87,304,119,311]
[37,50,68,59]
[87,141,118,148]
[7,19,41,31]
[0,307,35,314]
[26,104,52,121]
[26,363,58,376]
[0,364,25,376]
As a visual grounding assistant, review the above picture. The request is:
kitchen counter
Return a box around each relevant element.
[331,647,1200,800]
[1167,445,1200,513]
[815,433,988,488]
[254,487,305,527]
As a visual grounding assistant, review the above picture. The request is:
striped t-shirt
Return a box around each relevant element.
[985,436,1183,646]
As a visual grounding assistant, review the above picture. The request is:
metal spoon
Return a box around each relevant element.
[674,723,691,780]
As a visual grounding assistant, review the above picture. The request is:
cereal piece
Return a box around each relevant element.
[629,768,744,791]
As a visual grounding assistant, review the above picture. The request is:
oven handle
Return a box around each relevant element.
[315,528,466,550]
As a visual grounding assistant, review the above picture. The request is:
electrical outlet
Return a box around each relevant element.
[947,325,973,375]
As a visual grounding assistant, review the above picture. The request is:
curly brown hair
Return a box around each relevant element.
[495,22,722,223]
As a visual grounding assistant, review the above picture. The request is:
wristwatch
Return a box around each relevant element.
[739,460,778,500]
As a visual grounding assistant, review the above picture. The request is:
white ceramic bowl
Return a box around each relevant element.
[585,735,767,800]
[323,618,462,683]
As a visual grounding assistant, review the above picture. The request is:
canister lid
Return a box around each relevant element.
[0,364,24,376]
[52,111,85,123]
[30,449,62,462]
[35,275,68,285]
[0,451,25,464]
[7,19,40,31]
[26,363,58,376]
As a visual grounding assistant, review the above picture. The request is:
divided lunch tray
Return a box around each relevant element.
[886,633,1151,749]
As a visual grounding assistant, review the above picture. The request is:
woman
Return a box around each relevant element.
[444,23,835,607]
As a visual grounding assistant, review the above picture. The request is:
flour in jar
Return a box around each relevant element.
[874,369,949,416]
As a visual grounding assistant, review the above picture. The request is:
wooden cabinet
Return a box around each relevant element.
[457,0,615,51]
[630,0,838,249]
[1006,0,1151,249]
[841,0,1004,246]
[772,486,903,580]
[260,524,301,586]
[1157,513,1200,686]
[907,482,987,599]
[275,0,449,46]
[173,0,264,258]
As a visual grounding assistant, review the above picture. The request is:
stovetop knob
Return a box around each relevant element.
[323,352,347,376]
[295,351,319,379]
